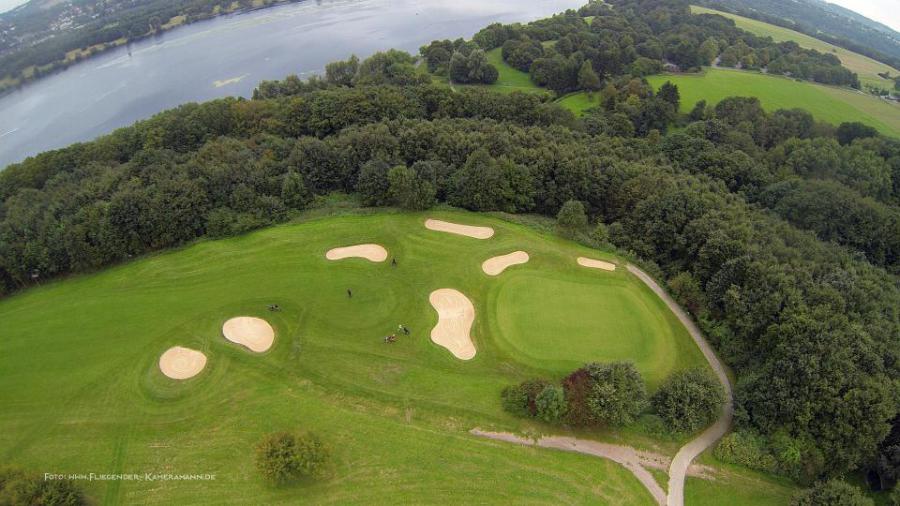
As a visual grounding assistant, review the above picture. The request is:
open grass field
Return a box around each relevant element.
[484,47,541,94]
[0,209,797,503]
[690,5,899,92]
[430,48,544,95]
[645,69,900,137]
[560,68,899,137]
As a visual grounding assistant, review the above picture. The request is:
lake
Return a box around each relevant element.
[0,0,583,170]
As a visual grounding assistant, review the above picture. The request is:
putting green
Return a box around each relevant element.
[491,272,691,387]
[0,210,723,503]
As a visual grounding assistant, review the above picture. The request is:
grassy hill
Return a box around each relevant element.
[690,5,899,92]
[559,68,899,137]
[0,208,799,504]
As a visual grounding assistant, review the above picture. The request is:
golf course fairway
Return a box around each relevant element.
[0,210,774,504]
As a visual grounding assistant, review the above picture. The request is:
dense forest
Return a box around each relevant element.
[698,0,900,67]
[1,0,899,500]
[0,0,301,91]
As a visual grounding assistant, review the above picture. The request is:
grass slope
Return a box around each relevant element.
[646,69,900,137]
[0,209,720,504]
[559,69,899,137]
[690,5,899,92]
[430,48,544,95]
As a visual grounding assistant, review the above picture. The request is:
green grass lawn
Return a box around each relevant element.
[431,48,544,95]
[559,68,900,138]
[690,5,899,92]
[490,271,705,388]
[645,69,900,137]
[686,453,798,505]
[483,47,543,94]
[557,91,603,115]
[0,209,795,503]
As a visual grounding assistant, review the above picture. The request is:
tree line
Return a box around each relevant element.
[462,0,861,97]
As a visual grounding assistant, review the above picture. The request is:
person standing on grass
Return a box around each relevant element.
[347,288,352,298]
[392,258,397,267]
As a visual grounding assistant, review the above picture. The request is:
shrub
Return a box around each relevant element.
[564,362,647,427]
[651,368,724,433]
[500,383,530,417]
[556,200,588,232]
[790,479,873,506]
[0,467,85,505]
[501,379,551,418]
[714,431,778,473]
[535,385,567,423]
[255,431,329,484]
[387,165,436,210]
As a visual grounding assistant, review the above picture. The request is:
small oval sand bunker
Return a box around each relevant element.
[325,243,388,262]
[429,289,477,360]
[577,256,616,271]
[482,251,530,276]
[425,219,494,239]
[222,317,275,353]
[159,346,207,380]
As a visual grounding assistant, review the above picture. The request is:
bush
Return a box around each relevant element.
[255,431,329,484]
[535,385,567,423]
[714,431,778,473]
[790,479,873,506]
[564,362,647,427]
[387,165,436,210]
[501,379,551,418]
[556,200,588,232]
[0,467,85,505]
[500,383,530,417]
[651,368,724,433]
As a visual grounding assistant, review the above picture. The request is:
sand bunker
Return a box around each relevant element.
[325,243,388,262]
[429,289,477,360]
[425,219,494,239]
[158,346,207,380]
[482,251,530,276]
[222,317,275,353]
[577,256,616,271]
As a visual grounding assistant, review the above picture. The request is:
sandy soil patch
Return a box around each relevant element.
[222,316,275,353]
[429,289,477,360]
[577,256,616,271]
[325,243,388,262]
[482,251,529,276]
[158,346,207,380]
[425,219,494,239]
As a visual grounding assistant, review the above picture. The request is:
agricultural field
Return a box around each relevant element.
[690,5,899,92]
[0,209,791,504]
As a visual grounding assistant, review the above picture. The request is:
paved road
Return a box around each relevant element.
[626,265,734,506]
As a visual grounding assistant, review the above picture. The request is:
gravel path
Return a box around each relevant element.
[469,264,733,506]
[626,265,734,506]
[471,429,669,505]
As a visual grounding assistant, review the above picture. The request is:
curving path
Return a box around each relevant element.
[626,264,734,506]
[471,264,733,506]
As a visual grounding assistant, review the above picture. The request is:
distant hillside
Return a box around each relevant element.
[691,5,899,92]
[698,0,900,64]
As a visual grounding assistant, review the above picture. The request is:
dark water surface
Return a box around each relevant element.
[0,0,582,169]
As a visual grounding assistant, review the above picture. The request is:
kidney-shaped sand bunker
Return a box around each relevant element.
[577,256,616,271]
[425,219,494,239]
[158,346,207,380]
[325,243,388,262]
[222,316,275,353]
[482,251,529,276]
[429,288,477,360]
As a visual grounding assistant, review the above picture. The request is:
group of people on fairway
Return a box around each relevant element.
[385,324,410,343]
